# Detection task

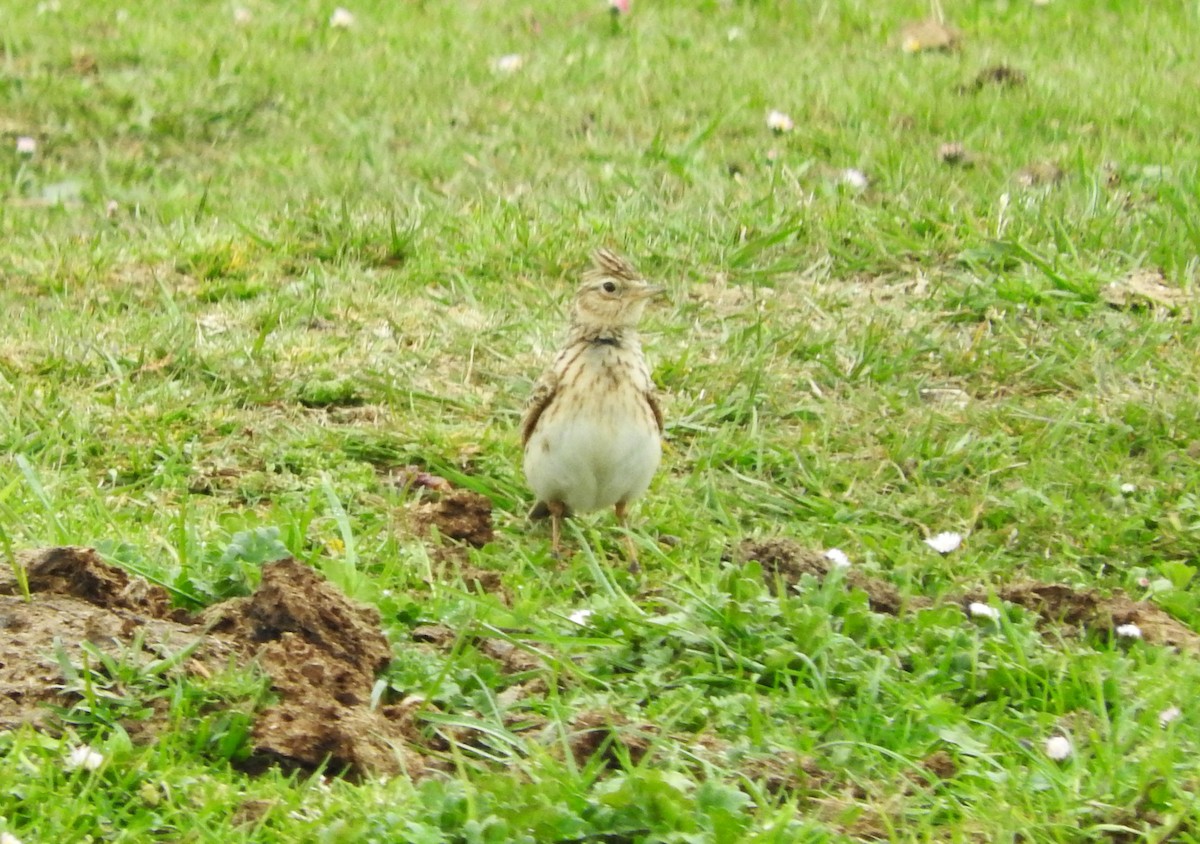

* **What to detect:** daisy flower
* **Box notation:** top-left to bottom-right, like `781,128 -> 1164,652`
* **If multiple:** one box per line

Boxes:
925,532 -> 963,554
766,110 -> 794,133
1044,735 -> 1071,761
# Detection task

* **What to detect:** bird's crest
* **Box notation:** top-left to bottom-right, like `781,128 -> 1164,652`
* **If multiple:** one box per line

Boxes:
585,248 -> 641,283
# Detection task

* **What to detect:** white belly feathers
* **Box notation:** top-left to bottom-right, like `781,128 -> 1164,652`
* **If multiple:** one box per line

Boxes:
523,362 -> 661,515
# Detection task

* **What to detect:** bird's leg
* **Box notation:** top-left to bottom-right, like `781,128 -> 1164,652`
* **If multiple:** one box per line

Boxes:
548,500 -> 567,559
614,500 -> 639,572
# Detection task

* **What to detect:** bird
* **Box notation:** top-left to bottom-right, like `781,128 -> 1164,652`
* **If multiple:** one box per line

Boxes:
521,248 -> 665,565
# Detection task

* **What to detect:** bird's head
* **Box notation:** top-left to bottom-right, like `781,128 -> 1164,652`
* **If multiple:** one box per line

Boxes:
570,249 -> 664,330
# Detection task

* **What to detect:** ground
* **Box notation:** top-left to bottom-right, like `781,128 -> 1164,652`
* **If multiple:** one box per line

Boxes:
1,1 -> 1200,842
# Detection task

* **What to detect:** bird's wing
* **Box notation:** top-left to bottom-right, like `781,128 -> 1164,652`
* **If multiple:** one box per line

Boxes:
644,388 -> 664,435
520,369 -> 560,447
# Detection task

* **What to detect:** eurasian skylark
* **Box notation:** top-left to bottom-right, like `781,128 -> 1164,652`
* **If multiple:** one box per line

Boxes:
521,249 -> 665,564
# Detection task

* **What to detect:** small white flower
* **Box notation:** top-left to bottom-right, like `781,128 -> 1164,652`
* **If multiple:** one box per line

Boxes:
726,27 -> 744,41
65,745 -> 105,771
968,602 -> 1000,622
568,609 -> 594,626
1044,735 -> 1072,761
1158,706 -> 1182,727
493,53 -> 524,73
233,6 -> 253,24
924,532 -> 963,554
329,7 -> 355,28
1119,483 -> 1136,494
824,548 -> 851,569
15,136 -> 36,155
1115,623 -> 1142,640
840,168 -> 869,192
1,832 -> 23,844
766,109 -> 794,134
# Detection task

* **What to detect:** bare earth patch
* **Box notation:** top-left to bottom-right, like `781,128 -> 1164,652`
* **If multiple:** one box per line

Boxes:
732,538 -> 1199,651
733,537 -> 919,615
556,710 -> 656,769
960,64 -> 1027,93
987,581 -> 1200,652
1014,160 -> 1065,188
897,19 -> 962,53
0,547 -> 423,778
413,489 -> 495,548
1102,267 -> 1193,314
937,141 -> 977,167
920,750 -> 959,780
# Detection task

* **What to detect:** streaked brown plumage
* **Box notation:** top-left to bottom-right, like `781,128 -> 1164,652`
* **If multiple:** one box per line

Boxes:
521,248 -> 665,563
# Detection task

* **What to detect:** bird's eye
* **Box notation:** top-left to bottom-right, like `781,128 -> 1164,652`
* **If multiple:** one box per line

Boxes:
602,281 -> 617,293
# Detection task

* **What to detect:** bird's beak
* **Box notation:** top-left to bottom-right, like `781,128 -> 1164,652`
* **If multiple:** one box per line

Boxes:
635,283 -> 667,300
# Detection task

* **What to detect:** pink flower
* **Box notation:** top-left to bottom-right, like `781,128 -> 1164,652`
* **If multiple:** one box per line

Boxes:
610,0 -> 630,13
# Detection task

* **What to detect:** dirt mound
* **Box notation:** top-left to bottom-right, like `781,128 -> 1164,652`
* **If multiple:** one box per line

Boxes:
0,593 -> 209,730
0,547 -> 213,731
734,538 -> 830,581
990,581 -> 1200,652
3,546 -> 175,619
959,64 -> 1027,94
0,547 -> 419,777
731,539 -> 1199,654
919,750 -> 958,780
733,538 -> 918,615
557,710 -> 656,769
249,633 -> 415,778
204,560 -> 392,673
413,489 -> 495,548
204,559 -> 419,777
544,712 -> 830,797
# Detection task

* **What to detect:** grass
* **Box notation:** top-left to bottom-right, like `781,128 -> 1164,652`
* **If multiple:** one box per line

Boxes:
2,0 -> 1200,840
